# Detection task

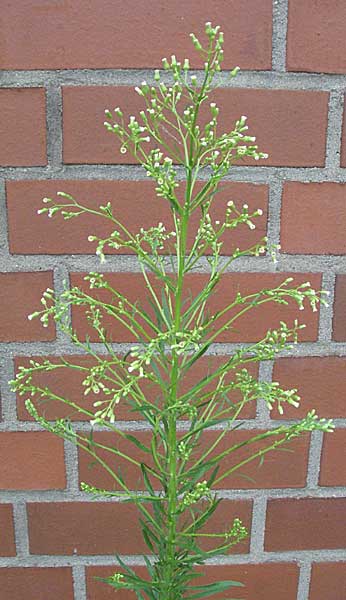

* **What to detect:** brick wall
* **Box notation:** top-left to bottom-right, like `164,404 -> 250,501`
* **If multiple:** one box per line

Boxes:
1,1 -> 346,599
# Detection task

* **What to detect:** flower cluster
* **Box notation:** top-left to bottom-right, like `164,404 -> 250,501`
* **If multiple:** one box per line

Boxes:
180,481 -> 211,510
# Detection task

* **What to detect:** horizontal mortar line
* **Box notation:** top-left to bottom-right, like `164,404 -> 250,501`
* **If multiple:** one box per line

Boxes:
1,69 -> 346,91
2,165 -> 346,182
2,417 -> 345,434
0,549 -> 345,569
206,549 -> 346,565
1,338 -> 346,361
2,341 -> 346,357
1,486 -> 345,504
1,254 -> 346,273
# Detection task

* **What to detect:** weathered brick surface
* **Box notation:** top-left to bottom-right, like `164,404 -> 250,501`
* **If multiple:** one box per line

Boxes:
281,182 -> 346,254
309,562 -> 346,600
319,429 -> 346,487
0,89 -> 46,166
70,272 -> 321,343
6,179 -> 268,255
1,3 -> 345,597
272,357 -> 346,418
63,87 -> 328,167
265,498 -> 346,551
287,0 -> 346,73
332,275 -> 346,341
0,432 -> 66,490
87,563 -> 299,600
78,430 -> 309,491
0,272 -> 55,342
0,505 -> 16,556
0,568 -> 74,600
0,1 -> 272,71
27,500 -> 252,555
15,355 -> 258,421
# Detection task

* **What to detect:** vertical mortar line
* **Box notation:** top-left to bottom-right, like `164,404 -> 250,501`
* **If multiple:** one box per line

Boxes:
306,430 -> 324,489
266,179 -> 283,252
296,560 -> 312,600
53,264 -> 73,344
52,264 -> 82,493
46,82 -> 63,168
325,91 -> 344,171
0,353 -> 18,424
0,179 -> 10,253
257,361 -> 273,425
249,496 -> 267,557
12,501 -> 30,557
271,0 -> 289,72
64,439 -> 81,493
318,271 -> 336,343
72,564 -> 87,600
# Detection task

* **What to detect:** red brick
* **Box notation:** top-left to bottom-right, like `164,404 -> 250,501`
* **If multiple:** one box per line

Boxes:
15,355 -> 257,421
0,272 -> 55,342
6,180 -> 268,256
70,272 -> 321,343
87,563 -> 299,600
0,1 -> 272,71
320,429 -> 346,487
27,500 -> 251,555
0,89 -> 46,167
0,567 -> 74,600
272,357 -> 346,419
63,87 -> 328,167
333,275 -> 346,341
310,562 -> 346,600
281,183 -> 346,255
265,498 -> 346,551
0,432 -> 65,490
0,504 -> 16,556
341,101 -> 346,167
79,430 -> 309,491
287,1 -> 346,74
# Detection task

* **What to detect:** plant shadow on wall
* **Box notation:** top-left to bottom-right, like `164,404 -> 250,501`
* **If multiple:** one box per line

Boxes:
11,22 -> 334,600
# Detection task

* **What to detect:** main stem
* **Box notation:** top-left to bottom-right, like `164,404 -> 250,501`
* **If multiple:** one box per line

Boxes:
160,69 -> 208,596
163,193 -> 189,599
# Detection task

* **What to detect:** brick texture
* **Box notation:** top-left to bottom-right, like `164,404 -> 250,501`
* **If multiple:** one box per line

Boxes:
87,563 -> 299,600
1,3 -> 345,598
341,99 -> 346,167
272,357 -> 346,418
0,432 -> 66,490
63,87 -> 328,167
332,274 -> 346,341
287,0 -> 346,74
0,272 -> 55,342
281,182 -> 346,254
78,430 -> 309,491
70,272 -> 321,343
319,429 -> 346,487
0,1 -> 272,71
27,500 -> 251,555
15,355 -> 257,421
0,89 -> 46,167
0,504 -> 16,556
0,568 -> 74,600
6,179 -> 268,255
309,562 -> 346,600
265,498 -> 346,551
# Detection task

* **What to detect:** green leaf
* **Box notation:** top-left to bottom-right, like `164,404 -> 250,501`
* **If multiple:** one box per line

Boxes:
140,462 -> 155,495
206,465 -> 220,487
123,432 -> 151,453
187,580 -> 244,598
